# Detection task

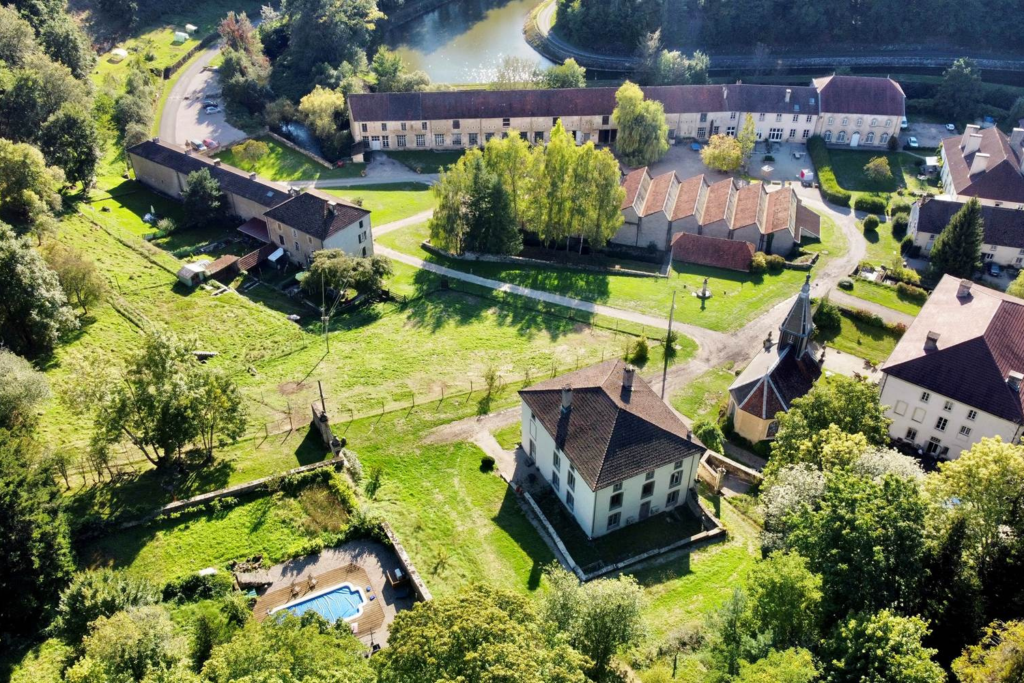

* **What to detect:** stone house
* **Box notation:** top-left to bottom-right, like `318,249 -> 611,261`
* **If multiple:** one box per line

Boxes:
939,126 -> 1024,204
812,75 -> 905,148
879,276 -> 1024,459
519,360 -> 705,539
263,190 -> 372,266
909,195 -> 1024,268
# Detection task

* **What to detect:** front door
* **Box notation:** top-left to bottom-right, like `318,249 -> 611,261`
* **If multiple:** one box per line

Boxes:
639,501 -> 651,520
370,136 -> 382,151
850,132 -> 860,147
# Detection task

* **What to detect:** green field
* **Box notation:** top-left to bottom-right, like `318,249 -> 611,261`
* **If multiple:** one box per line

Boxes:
862,220 -> 908,267
819,315 -> 903,364
378,213 -> 846,332
671,366 -> 736,423
492,421 -> 522,450
386,150 -> 465,174
842,279 -> 924,316
321,183 -> 436,226
212,136 -> 365,181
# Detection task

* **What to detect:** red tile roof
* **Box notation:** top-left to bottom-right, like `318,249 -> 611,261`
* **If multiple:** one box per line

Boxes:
621,167 -> 647,210
941,128 -> 1024,203
670,174 -> 707,220
641,171 -> 675,217
883,275 -> 1024,423
813,75 -> 905,117
671,232 -> 754,272
731,184 -> 762,228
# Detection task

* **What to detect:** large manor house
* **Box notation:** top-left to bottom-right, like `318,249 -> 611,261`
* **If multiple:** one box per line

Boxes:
348,75 -> 906,152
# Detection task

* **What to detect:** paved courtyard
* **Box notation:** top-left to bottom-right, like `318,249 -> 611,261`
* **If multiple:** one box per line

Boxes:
646,141 -> 815,187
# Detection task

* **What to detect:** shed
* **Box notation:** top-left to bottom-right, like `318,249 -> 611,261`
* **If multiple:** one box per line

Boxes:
177,261 -> 209,287
184,23 -> 198,33
172,31 -> 189,45
923,156 -> 940,174
109,48 -> 129,63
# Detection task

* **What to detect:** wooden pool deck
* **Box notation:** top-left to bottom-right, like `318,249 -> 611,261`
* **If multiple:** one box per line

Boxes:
253,563 -> 386,638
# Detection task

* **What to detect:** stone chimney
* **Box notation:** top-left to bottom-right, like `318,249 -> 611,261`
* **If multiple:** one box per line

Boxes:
925,331 -> 940,351
1010,128 -> 1024,151
184,148 -> 193,156
962,126 -> 982,154
152,136 -> 159,143
623,364 -> 636,391
249,172 -> 257,180
1009,371 -> 1023,392
561,385 -> 573,413
213,159 -> 222,167
957,279 -> 973,298
328,201 -> 338,215
970,152 -> 990,175
785,88 -> 792,103
722,85 -> 728,101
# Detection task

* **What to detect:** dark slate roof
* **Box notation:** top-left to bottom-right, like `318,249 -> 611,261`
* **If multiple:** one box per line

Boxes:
519,360 -> 704,490
128,139 -> 290,208
671,232 -> 754,272
882,275 -> 1024,423
914,196 -> 1024,249
813,75 -> 905,116
730,345 -> 822,420
941,127 -> 1024,203
780,276 -> 813,340
263,190 -> 370,241
349,84 -> 820,123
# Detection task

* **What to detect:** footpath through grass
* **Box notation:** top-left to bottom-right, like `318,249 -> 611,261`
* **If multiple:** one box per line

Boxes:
212,136 -> 365,180
842,279 -> 924,316
378,213 -> 847,332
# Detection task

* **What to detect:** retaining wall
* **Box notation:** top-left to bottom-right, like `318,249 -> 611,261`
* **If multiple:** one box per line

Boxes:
381,521 -> 433,602
266,130 -> 335,169
421,242 -> 666,279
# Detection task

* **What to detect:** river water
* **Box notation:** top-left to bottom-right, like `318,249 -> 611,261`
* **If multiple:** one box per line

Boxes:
385,0 -> 552,84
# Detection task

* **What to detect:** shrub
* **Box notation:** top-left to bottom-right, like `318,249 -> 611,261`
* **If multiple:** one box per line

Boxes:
891,213 -> 910,238
162,571 -> 234,604
807,137 -> 851,207
51,569 -> 160,645
854,195 -> 887,214
750,252 -> 768,273
813,299 -> 842,332
838,279 -> 854,290
900,234 -> 915,255
863,214 -> 880,231
889,200 -> 912,216
766,254 -> 786,271
630,335 -> 650,366
692,418 -> 725,453
896,281 -> 928,303
843,306 -> 885,328
887,134 -> 900,151
764,154 -> 775,162
480,455 -> 496,472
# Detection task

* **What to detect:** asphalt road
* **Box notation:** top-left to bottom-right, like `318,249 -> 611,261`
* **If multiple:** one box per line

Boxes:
158,42 -> 246,148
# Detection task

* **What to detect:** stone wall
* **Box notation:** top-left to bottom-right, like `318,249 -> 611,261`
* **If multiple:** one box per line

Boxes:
380,521 -> 433,602
267,130 -> 334,169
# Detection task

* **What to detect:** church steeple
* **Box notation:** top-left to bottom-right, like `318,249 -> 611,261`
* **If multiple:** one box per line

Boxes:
779,275 -> 813,357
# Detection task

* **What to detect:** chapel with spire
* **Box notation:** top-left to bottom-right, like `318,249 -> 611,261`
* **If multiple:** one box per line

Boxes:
727,275 -> 825,443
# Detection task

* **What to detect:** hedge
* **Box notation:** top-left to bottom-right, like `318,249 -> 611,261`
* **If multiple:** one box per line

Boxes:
807,136 -> 851,207
896,281 -> 928,303
854,195 -> 888,214
889,200 -> 912,216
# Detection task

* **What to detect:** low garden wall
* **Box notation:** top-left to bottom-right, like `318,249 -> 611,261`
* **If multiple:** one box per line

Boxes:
380,521 -> 433,602
421,242 -> 666,279
266,130 -> 334,169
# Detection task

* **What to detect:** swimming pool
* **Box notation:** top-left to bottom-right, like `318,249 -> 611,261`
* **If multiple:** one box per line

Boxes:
271,583 -> 366,622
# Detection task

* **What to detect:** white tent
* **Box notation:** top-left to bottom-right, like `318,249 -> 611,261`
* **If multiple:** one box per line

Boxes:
173,31 -> 189,44
109,48 -> 129,63
184,23 -> 198,33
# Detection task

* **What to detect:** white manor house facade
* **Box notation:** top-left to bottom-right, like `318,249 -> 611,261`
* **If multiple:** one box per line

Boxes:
347,75 -> 905,153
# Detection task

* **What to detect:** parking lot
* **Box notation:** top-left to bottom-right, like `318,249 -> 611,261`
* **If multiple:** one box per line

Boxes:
647,141 -> 815,186
902,122 -> 955,151
159,44 -> 247,149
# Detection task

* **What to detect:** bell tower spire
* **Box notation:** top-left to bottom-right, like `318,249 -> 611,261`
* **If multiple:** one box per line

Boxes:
779,275 -> 813,357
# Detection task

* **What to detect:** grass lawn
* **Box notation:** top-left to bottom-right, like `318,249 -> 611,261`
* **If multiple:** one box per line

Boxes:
386,150 -> 465,174
492,421 -> 522,450
818,315 -> 903,364
842,279 -> 924,316
321,183 -> 436,226
862,220 -> 907,267
378,212 -> 846,332
671,365 -> 736,423
212,136 -> 365,181
825,149 -> 940,210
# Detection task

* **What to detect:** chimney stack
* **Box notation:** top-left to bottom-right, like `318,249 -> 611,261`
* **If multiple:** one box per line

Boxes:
962,126 -> 982,154
957,279 -> 973,298
213,159 -> 222,167
328,201 -> 338,215
152,136 -> 159,143
785,88 -> 792,103
561,385 -> 573,413
249,172 -> 257,180
623,364 -> 636,391
970,152 -> 990,176
1009,371 -> 1023,392
1010,128 -> 1024,151
925,331 -> 940,351
722,85 -> 728,100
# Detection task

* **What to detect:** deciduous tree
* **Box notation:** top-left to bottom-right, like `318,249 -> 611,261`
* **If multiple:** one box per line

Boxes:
613,81 -> 669,166
737,113 -> 757,168
232,139 -> 270,166
0,349 -> 50,431
489,55 -> 543,90
303,250 -> 393,297
746,552 -> 822,650
823,610 -> 944,683
65,605 -> 187,682
864,155 -> 893,183
181,168 -> 228,229
51,569 -> 160,646
953,620 -> 1024,683
371,46 -> 431,92
42,241 -> 105,314
929,196 -> 983,279
702,134 -> 744,172
543,58 -> 586,89
939,57 -> 983,122
735,648 -> 819,683
38,103 -> 99,188
0,139 -> 65,229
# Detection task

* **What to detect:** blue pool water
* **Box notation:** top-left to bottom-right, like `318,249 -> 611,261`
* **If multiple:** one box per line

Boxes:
283,584 -> 364,622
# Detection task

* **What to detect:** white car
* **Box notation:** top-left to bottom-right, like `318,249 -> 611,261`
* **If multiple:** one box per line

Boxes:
946,123 -> 957,132
908,137 -> 920,148
204,105 -> 220,114
900,117 -> 908,129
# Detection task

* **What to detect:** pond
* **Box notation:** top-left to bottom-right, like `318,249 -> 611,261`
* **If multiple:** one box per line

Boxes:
385,0 -> 552,84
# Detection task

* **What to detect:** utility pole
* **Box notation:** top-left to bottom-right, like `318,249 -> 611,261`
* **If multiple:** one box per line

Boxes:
661,290 -> 676,400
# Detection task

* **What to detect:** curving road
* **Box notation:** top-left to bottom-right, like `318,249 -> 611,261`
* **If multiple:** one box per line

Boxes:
159,41 -> 248,148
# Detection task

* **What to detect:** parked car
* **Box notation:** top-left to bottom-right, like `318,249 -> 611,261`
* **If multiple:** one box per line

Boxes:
946,123 -> 957,132
204,105 -> 220,114
203,138 -> 219,150
188,139 -> 206,152
988,262 -> 1002,277
908,137 -> 920,148
900,117 -> 909,129
201,99 -> 218,108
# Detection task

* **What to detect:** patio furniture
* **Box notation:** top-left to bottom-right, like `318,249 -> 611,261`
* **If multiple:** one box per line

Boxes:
690,142 -> 701,151
387,567 -> 410,587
